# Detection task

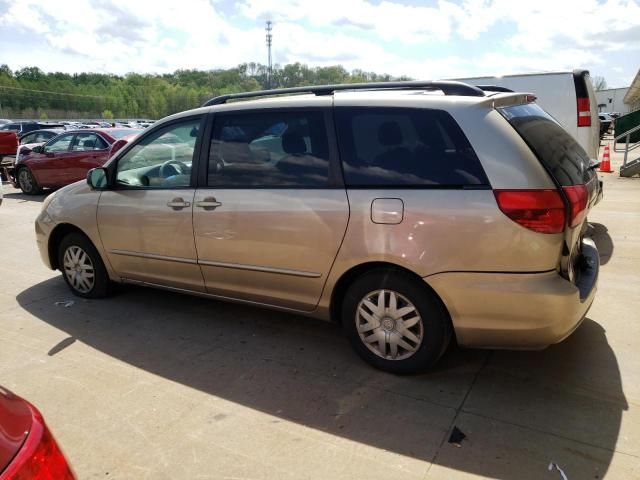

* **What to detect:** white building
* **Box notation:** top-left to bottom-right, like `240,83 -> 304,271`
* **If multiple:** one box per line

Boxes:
596,87 -> 630,114
624,69 -> 640,113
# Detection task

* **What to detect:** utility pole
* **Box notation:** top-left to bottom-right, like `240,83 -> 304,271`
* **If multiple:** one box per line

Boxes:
265,20 -> 273,89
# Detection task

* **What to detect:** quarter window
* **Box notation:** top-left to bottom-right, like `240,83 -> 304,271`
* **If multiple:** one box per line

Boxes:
72,133 -> 108,151
208,111 -> 330,187
500,103 -> 592,186
335,107 -> 488,187
115,118 -> 201,188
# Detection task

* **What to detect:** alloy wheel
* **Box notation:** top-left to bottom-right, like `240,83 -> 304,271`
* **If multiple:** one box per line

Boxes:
18,169 -> 33,193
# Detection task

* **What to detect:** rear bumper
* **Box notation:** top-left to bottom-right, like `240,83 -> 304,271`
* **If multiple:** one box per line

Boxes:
426,238 -> 599,349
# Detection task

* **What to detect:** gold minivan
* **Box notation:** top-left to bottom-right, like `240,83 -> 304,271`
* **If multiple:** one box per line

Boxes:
35,81 -> 599,373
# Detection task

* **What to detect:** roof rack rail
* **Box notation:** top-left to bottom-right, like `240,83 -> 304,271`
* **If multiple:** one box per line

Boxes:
202,80 -> 485,106
476,85 -> 514,93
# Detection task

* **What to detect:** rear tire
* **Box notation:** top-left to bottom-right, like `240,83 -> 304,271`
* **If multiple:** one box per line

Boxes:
17,167 -> 42,195
342,269 -> 452,374
57,233 -> 112,299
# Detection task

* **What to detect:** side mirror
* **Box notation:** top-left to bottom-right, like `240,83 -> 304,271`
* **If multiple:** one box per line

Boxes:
31,145 -> 44,154
87,167 -> 108,190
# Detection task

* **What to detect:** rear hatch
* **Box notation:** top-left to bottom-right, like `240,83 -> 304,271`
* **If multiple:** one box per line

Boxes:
498,102 -> 597,288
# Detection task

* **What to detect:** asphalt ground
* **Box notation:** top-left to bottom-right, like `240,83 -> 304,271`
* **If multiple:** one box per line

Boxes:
0,136 -> 638,479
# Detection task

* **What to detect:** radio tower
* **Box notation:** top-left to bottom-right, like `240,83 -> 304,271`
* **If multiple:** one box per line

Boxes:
266,20 -> 273,89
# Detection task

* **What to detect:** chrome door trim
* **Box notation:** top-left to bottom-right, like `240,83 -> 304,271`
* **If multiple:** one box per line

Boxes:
110,249 -> 198,265
120,278 -> 315,313
111,249 -> 321,278
198,259 -> 321,278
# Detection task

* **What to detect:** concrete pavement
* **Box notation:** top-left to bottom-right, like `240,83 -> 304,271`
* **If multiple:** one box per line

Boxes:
0,141 -> 639,479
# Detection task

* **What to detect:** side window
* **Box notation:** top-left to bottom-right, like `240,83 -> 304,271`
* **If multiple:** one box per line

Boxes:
45,134 -> 74,153
36,132 -> 54,143
72,133 -> 108,151
208,110 -> 329,187
115,118 -> 200,188
20,133 -> 35,144
335,107 -> 489,187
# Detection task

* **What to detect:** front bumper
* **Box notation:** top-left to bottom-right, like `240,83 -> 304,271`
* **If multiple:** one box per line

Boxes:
426,238 -> 599,349
1,156 -> 17,187
35,210 -> 56,269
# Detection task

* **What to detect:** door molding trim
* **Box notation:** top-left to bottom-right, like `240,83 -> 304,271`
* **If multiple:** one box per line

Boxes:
110,249 -> 321,278
110,249 -> 198,265
198,259 -> 321,278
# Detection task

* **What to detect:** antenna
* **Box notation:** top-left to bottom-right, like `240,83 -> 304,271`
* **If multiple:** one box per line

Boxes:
265,20 -> 273,89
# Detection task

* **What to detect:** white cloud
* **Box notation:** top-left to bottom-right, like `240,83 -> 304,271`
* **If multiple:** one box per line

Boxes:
0,0 -> 638,85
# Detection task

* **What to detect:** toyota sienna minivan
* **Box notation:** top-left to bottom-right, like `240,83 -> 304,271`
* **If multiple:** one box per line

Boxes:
35,81 -> 599,373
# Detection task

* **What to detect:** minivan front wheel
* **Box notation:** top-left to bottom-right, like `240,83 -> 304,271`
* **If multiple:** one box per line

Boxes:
342,269 -> 452,374
57,233 -> 111,298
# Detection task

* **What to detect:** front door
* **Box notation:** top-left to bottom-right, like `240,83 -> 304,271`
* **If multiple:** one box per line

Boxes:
30,133 -> 75,187
193,107 -> 349,311
97,116 -> 205,291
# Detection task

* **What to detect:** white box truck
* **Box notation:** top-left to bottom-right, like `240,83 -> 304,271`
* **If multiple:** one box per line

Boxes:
452,69 -> 600,159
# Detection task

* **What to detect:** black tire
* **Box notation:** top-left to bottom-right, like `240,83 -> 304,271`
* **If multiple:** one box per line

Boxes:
57,232 -> 112,299
16,167 -> 42,195
342,269 -> 452,374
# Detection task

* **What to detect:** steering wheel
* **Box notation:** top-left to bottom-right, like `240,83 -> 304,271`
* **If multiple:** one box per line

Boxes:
159,159 -> 187,178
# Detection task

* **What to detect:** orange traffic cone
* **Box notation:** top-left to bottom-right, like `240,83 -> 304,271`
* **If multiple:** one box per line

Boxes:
599,144 -> 613,173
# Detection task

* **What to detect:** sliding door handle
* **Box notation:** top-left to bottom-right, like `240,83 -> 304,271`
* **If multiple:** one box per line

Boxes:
167,198 -> 191,210
195,197 -> 222,211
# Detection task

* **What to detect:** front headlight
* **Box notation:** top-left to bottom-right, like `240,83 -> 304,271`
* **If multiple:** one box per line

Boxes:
40,189 -> 58,212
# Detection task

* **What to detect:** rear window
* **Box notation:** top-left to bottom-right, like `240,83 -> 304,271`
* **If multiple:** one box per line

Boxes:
335,107 -> 488,187
109,128 -> 142,139
499,103 -> 592,186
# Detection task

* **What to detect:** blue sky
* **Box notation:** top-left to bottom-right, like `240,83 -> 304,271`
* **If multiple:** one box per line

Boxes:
0,0 -> 638,87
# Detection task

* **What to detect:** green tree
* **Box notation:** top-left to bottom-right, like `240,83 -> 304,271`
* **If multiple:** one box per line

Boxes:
0,63 -> 409,119
102,109 -> 114,119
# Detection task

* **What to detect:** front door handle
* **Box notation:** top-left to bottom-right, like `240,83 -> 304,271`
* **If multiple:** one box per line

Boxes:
167,197 -> 191,210
195,197 -> 222,211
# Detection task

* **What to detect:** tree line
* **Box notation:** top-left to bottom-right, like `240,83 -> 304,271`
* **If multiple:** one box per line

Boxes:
0,63 -> 409,120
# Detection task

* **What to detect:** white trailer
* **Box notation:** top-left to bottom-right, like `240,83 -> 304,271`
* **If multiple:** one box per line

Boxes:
451,70 -> 600,159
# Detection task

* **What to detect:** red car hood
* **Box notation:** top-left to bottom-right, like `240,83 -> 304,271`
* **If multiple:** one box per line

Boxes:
0,387 -> 32,473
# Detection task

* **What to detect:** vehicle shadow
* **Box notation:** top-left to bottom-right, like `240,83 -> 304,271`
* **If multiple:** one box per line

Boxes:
17,279 -> 625,478
1,191 -> 49,203
590,222 -> 614,265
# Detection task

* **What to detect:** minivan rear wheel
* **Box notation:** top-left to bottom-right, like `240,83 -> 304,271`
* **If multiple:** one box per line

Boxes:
57,233 -> 112,299
342,269 -> 452,374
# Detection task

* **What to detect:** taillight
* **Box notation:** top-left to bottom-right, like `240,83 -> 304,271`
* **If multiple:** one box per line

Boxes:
0,406 -> 75,480
494,189 -> 566,234
577,97 -> 591,127
562,184 -> 588,228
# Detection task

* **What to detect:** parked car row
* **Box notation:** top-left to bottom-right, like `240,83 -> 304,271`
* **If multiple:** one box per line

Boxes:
2,128 -> 142,193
